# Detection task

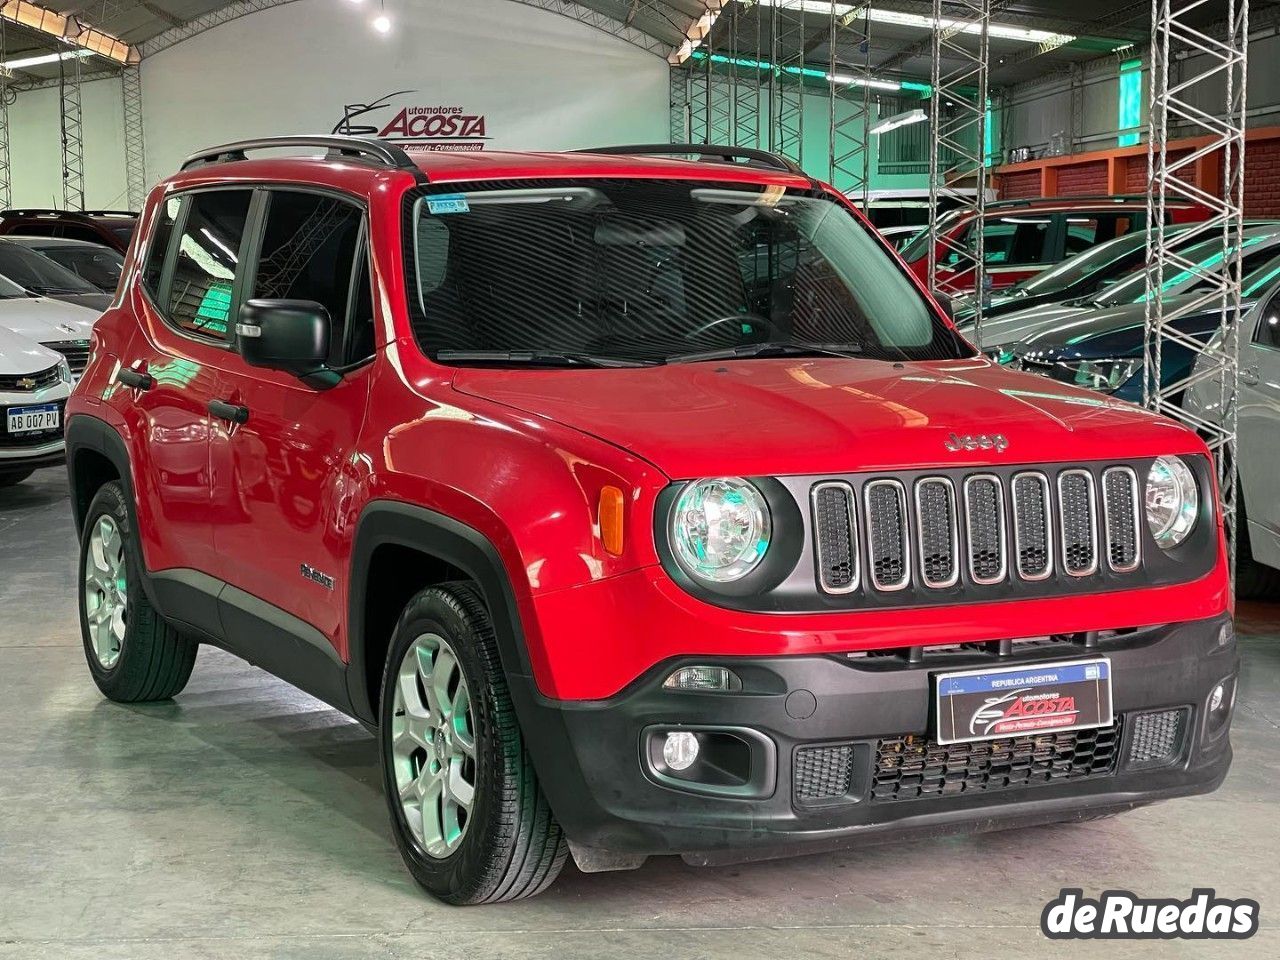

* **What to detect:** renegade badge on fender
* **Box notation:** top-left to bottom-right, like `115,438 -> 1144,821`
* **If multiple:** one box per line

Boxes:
65,137 -> 1237,905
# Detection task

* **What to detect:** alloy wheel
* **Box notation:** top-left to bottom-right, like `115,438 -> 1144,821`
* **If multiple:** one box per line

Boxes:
83,515 -> 128,669
390,632 -> 478,858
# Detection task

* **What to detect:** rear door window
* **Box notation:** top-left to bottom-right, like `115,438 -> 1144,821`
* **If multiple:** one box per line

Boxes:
1061,213 -> 1140,257
944,216 -> 1052,268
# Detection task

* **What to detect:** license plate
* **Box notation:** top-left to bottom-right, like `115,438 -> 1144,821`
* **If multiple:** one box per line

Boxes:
6,403 -> 60,435
935,657 -> 1112,745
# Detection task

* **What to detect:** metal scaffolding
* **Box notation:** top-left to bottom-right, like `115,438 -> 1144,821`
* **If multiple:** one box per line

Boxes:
670,65 -> 691,142
122,65 -> 147,210
730,1 -> 763,150
1143,0 -> 1249,572
58,51 -> 85,211
829,6 -> 873,201
926,0 -> 990,332
0,18 -> 10,211
770,1 -> 807,165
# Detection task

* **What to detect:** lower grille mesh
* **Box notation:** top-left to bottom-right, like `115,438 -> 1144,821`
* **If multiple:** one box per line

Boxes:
1127,708 -> 1187,767
871,722 -> 1121,802
794,744 -> 855,806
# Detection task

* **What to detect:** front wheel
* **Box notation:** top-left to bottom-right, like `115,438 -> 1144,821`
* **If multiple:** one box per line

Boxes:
378,583 -> 567,904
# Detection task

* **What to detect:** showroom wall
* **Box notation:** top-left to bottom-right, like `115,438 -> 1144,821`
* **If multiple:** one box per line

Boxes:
6,0 -> 670,208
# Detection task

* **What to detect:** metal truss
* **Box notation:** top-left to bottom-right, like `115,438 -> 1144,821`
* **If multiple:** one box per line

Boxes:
122,65 -> 147,210
670,66 -> 691,142
829,4 -> 871,200
729,0 -> 763,150
769,0 -> 807,165
1143,0 -> 1249,575
59,51 -> 85,211
690,15 -> 733,146
0,17 -> 10,210
927,0 -> 990,328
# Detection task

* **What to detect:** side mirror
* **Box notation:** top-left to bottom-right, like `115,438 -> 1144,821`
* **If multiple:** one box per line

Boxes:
933,291 -> 955,319
235,299 -> 340,388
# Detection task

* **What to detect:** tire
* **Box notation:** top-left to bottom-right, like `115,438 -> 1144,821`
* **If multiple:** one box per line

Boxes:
378,582 -> 568,904
1236,496 -> 1280,600
0,469 -> 34,487
78,481 -> 198,702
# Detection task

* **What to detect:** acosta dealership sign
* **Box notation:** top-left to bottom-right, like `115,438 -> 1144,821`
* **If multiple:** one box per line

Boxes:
332,91 -> 490,151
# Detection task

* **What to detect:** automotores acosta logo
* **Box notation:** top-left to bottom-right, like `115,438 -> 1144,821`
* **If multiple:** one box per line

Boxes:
1041,889 -> 1259,940
332,90 -> 490,152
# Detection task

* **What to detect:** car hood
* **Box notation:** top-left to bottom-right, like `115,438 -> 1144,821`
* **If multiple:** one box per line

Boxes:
0,324 -> 63,375
41,290 -> 111,312
1010,295 -> 1248,360
452,357 -> 1196,478
0,295 -> 97,344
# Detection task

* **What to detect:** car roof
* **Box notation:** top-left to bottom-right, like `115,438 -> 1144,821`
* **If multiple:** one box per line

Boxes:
4,235 -> 118,250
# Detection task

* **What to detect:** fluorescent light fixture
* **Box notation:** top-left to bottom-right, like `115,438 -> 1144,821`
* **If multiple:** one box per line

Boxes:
0,48 -> 92,70
669,0 -> 729,65
870,108 -> 927,135
753,1 -> 1075,45
691,51 -> 903,92
0,1 -> 135,64
831,72 -> 900,92
371,13 -> 391,32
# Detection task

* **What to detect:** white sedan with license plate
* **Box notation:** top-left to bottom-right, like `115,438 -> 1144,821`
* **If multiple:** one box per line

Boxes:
0,325 -> 72,487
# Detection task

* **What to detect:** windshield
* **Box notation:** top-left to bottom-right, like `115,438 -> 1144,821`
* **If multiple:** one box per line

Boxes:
0,272 -> 31,298
46,247 -> 123,290
0,243 -> 98,294
1014,230 -> 1151,296
407,179 -> 968,365
1092,230 -> 1280,307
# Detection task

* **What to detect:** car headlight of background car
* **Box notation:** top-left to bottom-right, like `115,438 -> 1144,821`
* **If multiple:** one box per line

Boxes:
1146,455 -> 1199,549
56,357 -> 73,385
669,477 -> 771,583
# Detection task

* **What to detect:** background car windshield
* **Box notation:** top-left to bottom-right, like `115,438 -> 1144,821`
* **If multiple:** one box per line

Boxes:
0,272 -> 31,299
1098,230 -> 1280,306
0,243 -> 99,294
48,247 -> 124,290
408,180 -> 966,364
1015,230 -> 1150,295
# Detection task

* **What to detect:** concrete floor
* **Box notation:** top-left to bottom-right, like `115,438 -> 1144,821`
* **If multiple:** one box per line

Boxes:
0,466 -> 1276,960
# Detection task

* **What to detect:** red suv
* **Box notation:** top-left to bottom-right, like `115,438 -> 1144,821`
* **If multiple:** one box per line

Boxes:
0,208 -> 138,253
899,195 -> 1209,294
66,137 -> 1236,905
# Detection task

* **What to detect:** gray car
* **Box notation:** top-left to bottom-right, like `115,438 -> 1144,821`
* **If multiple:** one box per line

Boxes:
958,223 -> 1280,353
1184,279 -> 1280,598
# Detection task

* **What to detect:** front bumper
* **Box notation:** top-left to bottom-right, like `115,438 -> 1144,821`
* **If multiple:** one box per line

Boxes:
515,614 -> 1236,864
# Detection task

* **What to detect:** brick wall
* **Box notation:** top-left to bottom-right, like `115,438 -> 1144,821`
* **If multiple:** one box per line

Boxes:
1056,160 -> 1108,195
1000,170 -> 1041,199
1244,138 -> 1280,217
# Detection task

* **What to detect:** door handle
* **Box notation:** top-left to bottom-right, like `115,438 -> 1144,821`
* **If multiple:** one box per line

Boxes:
208,399 -> 250,425
1240,367 -> 1260,386
117,368 -> 153,391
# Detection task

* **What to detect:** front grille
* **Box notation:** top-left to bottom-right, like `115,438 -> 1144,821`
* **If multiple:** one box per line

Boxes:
812,482 -> 858,593
914,478 -> 958,588
864,480 -> 909,590
964,475 -> 1006,584
811,462 -> 1147,597
45,340 -> 90,377
794,744 -> 855,806
1102,467 -> 1141,572
1058,470 -> 1099,576
0,364 -> 60,392
872,721 -> 1122,802
1126,708 -> 1187,768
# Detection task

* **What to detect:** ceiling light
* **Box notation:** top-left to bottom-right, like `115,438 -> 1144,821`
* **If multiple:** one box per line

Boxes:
0,48 -> 93,70
372,12 -> 390,32
753,1 -> 1074,46
871,108 -> 928,135
669,0 -> 729,64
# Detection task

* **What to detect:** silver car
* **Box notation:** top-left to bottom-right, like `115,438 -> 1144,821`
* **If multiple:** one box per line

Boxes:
1184,282 -> 1280,597
0,326 -> 72,486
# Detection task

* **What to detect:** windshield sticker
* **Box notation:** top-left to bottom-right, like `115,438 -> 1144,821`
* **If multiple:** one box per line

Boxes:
427,195 -> 470,215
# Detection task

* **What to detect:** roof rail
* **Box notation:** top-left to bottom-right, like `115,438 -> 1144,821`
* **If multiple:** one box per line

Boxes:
83,209 -> 138,217
181,135 -> 421,173
986,194 -> 1185,208
575,143 -> 805,176
0,208 -> 66,217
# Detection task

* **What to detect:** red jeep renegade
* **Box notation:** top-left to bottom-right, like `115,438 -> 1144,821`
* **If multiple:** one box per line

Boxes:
66,137 -> 1236,905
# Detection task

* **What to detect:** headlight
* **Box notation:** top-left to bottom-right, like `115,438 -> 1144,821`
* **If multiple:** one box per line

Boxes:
669,477 -> 771,583
1145,455 -> 1199,549
1056,357 -> 1140,393
56,357 -> 73,384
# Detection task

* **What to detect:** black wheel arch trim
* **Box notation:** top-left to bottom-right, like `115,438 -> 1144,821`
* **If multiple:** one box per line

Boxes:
346,500 -> 539,725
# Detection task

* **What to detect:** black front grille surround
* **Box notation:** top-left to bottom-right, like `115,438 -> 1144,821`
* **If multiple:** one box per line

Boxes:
0,364 -> 60,392
654,457 -> 1218,614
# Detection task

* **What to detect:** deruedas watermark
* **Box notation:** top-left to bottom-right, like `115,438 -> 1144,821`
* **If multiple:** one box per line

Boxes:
1041,888 -> 1259,940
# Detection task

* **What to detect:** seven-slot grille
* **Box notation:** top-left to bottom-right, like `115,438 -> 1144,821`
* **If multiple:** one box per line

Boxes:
45,340 -> 90,378
813,465 -> 1145,595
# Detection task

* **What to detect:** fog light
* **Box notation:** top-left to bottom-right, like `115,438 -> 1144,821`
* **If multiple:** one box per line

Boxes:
663,731 -> 700,771
1218,621 -> 1235,648
663,665 -> 740,692
1209,683 -> 1225,713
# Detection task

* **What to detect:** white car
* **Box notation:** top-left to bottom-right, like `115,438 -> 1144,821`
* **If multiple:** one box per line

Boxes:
1184,281 -> 1280,598
0,272 -> 99,378
0,325 -> 72,486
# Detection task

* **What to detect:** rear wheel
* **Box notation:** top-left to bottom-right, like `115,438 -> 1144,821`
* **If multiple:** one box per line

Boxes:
378,582 -> 567,904
78,481 -> 198,701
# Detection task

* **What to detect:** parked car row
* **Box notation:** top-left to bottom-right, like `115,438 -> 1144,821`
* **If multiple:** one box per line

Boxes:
0,208 -> 134,486
894,198 -> 1280,598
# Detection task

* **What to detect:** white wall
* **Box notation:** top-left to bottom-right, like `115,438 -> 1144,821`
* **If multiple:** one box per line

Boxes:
7,0 -> 669,207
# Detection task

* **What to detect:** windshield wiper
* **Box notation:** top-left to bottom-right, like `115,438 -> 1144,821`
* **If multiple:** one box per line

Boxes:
434,349 -> 658,368
667,341 -> 863,364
